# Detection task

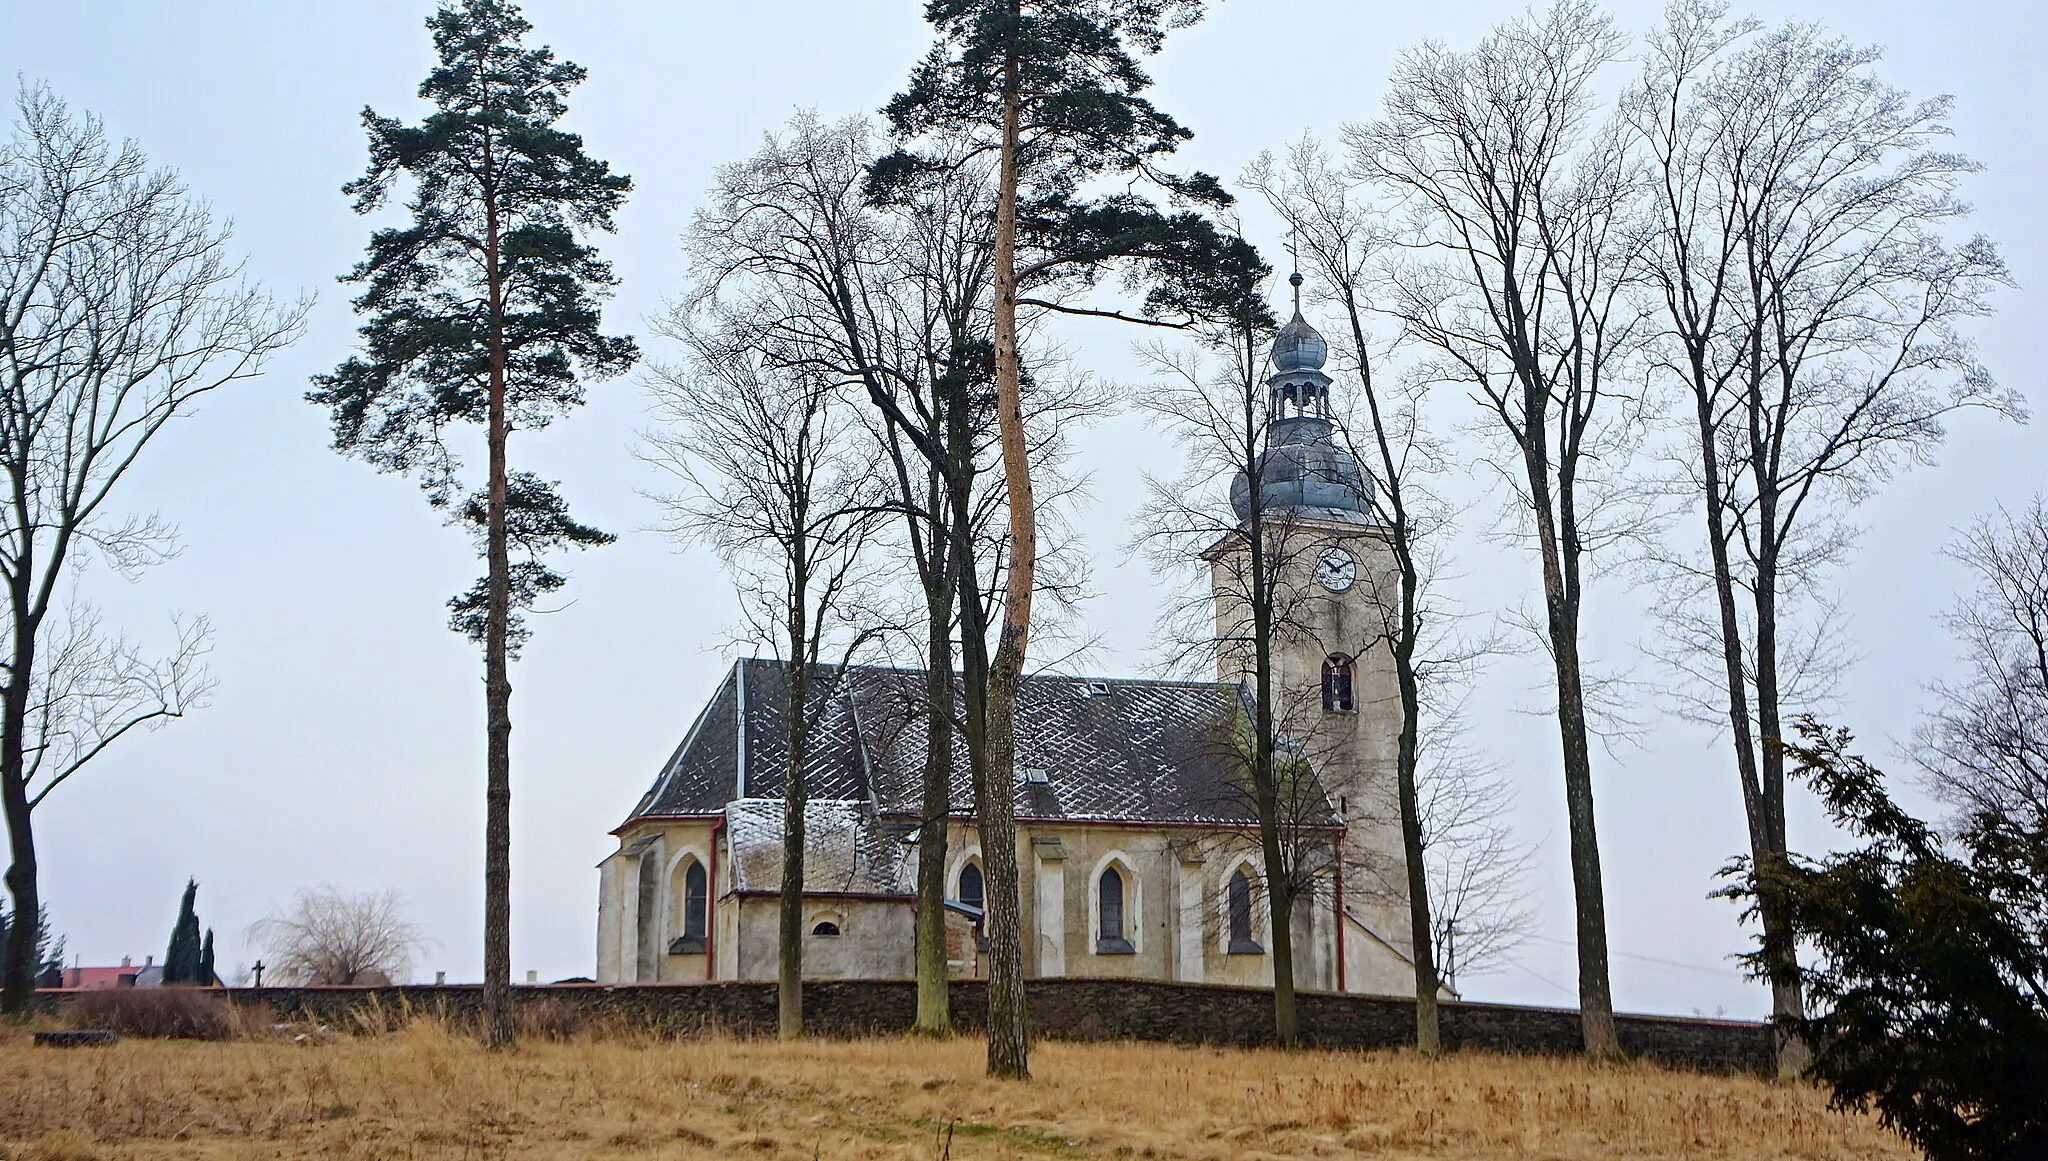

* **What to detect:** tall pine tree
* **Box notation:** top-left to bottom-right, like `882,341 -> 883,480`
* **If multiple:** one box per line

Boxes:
310,0 -> 635,1047
876,0 -> 1261,1075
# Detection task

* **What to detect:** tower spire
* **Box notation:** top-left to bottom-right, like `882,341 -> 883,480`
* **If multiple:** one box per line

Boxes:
1226,260 -> 1372,522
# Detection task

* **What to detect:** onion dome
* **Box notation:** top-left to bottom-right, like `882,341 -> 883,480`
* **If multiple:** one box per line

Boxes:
1229,272 -> 1373,524
1272,314 -> 1328,374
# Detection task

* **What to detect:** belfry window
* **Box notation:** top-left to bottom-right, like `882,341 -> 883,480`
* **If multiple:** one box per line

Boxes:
1323,654 -> 1355,713
1096,866 -> 1134,955
1227,867 -> 1263,954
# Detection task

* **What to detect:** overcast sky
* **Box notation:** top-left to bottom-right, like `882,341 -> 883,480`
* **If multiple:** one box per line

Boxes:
3,0 -> 2040,1016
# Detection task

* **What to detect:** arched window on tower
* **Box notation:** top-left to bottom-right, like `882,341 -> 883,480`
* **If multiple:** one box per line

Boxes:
1323,653 -> 1355,713
1096,866 -> 1133,955
1227,867 -> 1263,955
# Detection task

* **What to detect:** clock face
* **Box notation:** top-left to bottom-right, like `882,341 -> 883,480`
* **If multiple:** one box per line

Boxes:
1315,547 -> 1357,593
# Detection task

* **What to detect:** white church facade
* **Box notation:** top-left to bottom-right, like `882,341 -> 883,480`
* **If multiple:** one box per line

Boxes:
597,293 -> 1430,997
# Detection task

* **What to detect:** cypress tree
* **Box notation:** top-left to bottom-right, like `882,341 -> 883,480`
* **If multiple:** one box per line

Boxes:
164,879 -> 201,985
198,928 -> 215,987
310,0 -> 636,1047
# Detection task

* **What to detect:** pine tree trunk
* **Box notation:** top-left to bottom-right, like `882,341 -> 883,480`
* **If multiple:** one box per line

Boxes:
0,594 -> 38,1017
481,187 -> 516,1052
979,656 -> 1029,1078
978,3 -> 1032,1081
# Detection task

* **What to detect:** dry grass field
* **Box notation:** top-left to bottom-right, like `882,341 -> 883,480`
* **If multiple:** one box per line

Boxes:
0,1019 -> 1913,1161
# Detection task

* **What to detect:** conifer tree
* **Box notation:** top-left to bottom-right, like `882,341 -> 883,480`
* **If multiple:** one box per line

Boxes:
163,879 -> 202,985
199,928 -> 215,987
876,0 -> 1259,1078
310,0 -> 635,1047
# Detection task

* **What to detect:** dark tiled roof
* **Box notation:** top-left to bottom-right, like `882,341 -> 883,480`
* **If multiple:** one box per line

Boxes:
626,659 -> 1340,829
631,667 -> 741,817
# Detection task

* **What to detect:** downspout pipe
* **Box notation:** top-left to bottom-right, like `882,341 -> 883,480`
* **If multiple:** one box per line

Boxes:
1335,846 -> 1347,994
706,817 -> 726,981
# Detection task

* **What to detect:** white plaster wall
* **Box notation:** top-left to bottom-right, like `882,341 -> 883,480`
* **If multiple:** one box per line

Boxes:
595,851 -> 626,983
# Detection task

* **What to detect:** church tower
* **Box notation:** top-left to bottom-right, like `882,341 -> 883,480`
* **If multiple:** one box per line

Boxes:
1207,273 -> 1413,974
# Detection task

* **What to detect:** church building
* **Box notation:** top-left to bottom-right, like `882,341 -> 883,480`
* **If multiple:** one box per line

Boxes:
597,289 -> 1427,997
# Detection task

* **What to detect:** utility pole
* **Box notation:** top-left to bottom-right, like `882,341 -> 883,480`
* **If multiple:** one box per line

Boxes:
1444,924 -> 1462,997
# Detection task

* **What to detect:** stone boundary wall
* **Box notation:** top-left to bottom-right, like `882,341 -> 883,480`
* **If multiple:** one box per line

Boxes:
41,978 -> 1773,1074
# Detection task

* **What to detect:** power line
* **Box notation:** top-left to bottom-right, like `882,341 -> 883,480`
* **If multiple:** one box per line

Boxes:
1523,933 -> 1744,979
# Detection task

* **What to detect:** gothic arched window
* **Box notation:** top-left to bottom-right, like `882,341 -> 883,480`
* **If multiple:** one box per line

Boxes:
669,858 -> 708,955
1323,653 -> 1355,713
1227,867 -> 1263,954
957,861 -> 985,914
682,861 -> 707,940
1096,866 -> 1134,955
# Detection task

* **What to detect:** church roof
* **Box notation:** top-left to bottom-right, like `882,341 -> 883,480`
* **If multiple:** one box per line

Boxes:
623,659 -> 1342,831
723,798 -> 914,896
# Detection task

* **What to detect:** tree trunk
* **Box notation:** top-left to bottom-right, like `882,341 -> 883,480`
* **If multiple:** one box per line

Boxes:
1245,475 -> 1297,1048
1,594 -> 39,1017
1750,491 -> 1809,1076
1394,645 -> 1440,1053
1521,400 -> 1618,1061
780,653 -> 808,1040
978,5 -> 1032,1081
482,189 -> 515,1052
1257,801 -> 1299,1047
1343,293 -> 1441,1056
914,611 -> 954,1035
978,661 -> 1029,1078
1688,346 -> 1807,1078
1551,618 -> 1616,1058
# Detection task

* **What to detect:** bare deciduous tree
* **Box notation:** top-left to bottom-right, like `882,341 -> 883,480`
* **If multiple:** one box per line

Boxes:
1414,707 -> 1536,994
1918,497 -> 2048,830
685,114 -> 977,1035
248,886 -> 431,986
0,85 -> 303,1014
1628,2 -> 2019,1073
644,305 -> 890,1040
1247,136 -> 1481,1055
1143,299 -> 1382,1049
1350,0 -> 1644,1058
688,113 -> 1105,1040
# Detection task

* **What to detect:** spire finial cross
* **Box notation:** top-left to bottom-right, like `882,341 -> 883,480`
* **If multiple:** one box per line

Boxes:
1286,227 -> 1303,314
